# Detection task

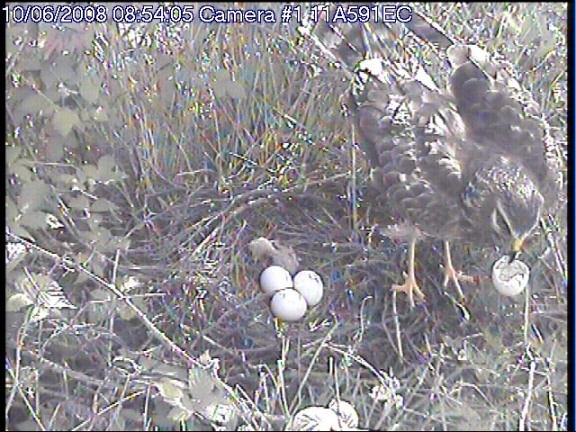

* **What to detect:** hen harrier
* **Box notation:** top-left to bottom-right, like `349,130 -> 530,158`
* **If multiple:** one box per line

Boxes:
306,10 -> 563,306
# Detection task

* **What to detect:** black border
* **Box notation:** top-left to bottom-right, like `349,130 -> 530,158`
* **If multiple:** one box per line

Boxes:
568,2 -> 575,430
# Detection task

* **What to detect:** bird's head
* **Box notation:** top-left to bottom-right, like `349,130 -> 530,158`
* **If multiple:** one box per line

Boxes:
491,193 -> 543,262
463,157 -> 544,259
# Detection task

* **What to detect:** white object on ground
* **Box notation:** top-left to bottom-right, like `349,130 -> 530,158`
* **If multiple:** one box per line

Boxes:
259,265 -> 293,297
270,289 -> 308,322
293,270 -> 324,307
491,255 -> 530,296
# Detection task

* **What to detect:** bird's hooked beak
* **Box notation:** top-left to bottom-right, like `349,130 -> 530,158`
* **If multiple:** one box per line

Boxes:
509,237 -> 524,263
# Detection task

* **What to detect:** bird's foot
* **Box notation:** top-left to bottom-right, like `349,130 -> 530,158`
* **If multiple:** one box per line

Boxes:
442,264 -> 477,300
392,272 -> 425,308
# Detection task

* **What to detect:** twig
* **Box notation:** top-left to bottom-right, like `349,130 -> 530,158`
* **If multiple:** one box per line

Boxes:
392,291 -> 404,361
185,173 -> 349,255
545,344 -> 559,431
6,232 -> 199,368
71,389 -> 146,431
289,321 -> 341,414
6,346 -> 46,431
519,354 -> 536,431
7,340 -> 116,389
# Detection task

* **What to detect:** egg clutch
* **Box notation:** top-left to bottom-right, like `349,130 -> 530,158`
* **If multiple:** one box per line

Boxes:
259,266 -> 324,322
248,237 -> 529,323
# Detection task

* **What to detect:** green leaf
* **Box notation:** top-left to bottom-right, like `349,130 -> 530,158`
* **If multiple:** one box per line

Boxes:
18,180 -> 49,213
68,195 -> 90,210
19,210 -> 48,230
187,367 -> 227,409
20,56 -> 43,70
14,420 -> 40,431
91,198 -> 117,212
81,26 -> 96,46
11,161 -> 33,182
112,236 -> 131,251
6,196 -> 18,221
55,173 -> 78,185
91,259 -> 106,277
99,167 -> 127,184
6,146 -> 22,165
213,84 -> 227,99
7,293 -> 33,311
53,57 -> 78,84
86,301 -> 111,323
213,69 -> 230,82
8,225 -> 35,242
91,107 -> 109,122
80,76 -> 100,104
119,295 -> 148,320
53,107 -> 81,137
79,108 -> 91,122
45,139 -> 64,162
155,379 -> 184,401
79,164 -> 98,183
62,130 -> 79,149
15,94 -> 53,117
96,155 -> 120,182
40,68 -> 58,90
83,226 -> 112,246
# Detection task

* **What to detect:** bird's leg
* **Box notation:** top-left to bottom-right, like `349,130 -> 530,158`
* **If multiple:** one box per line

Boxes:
392,237 -> 425,307
442,240 -> 476,299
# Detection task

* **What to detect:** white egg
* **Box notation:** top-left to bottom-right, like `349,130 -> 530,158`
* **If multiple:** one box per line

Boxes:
293,270 -> 324,307
491,255 -> 530,296
259,265 -> 293,297
270,289 -> 308,322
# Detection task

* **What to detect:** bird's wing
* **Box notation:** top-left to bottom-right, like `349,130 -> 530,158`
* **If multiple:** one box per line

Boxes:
350,54 -> 468,239
301,10 -> 469,238
302,7 -> 562,214
394,9 -> 562,209
445,44 -> 563,208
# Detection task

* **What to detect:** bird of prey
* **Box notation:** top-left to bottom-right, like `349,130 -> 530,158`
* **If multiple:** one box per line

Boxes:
304,10 -> 563,306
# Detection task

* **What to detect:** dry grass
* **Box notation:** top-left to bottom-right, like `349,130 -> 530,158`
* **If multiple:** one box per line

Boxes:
5,3 -> 567,431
